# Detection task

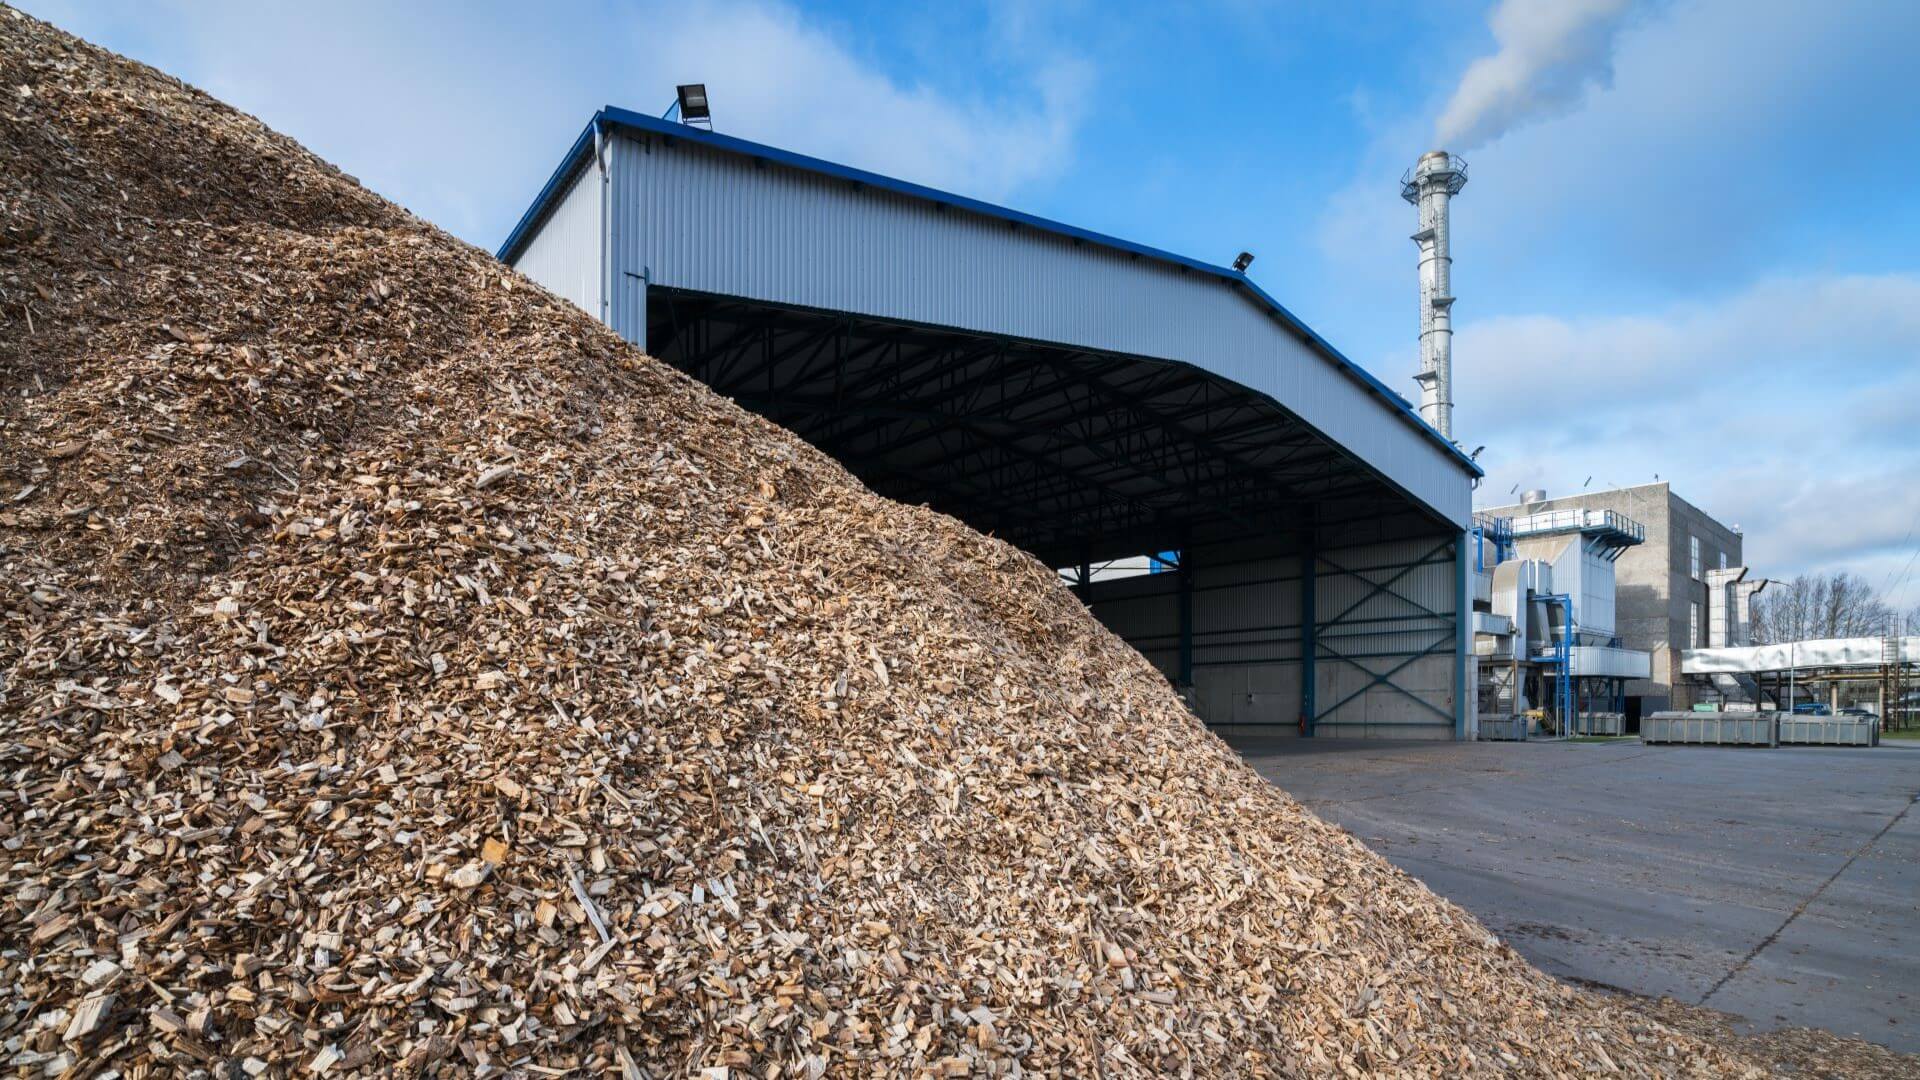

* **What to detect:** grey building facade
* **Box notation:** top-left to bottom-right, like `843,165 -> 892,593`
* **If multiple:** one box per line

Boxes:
1482,483 -> 1742,715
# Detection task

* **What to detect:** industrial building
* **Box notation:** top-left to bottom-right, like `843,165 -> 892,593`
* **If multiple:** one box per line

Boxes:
1468,507 -> 1653,736
1480,483 -> 1744,719
500,104 -> 1484,738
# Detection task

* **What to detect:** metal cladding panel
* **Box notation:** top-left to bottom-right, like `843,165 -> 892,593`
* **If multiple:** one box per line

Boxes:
1197,665 -> 1305,727
1567,646 -> 1651,679
1325,538 -> 1459,610
1312,536 -> 1458,735
605,133 -> 1470,527
509,163 -> 601,320
1086,590 -> 1177,644
1078,540 -> 1463,737
1089,557 -> 1306,663
1581,546 -> 1616,637
1085,582 -> 1180,682
1192,577 -> 1300,638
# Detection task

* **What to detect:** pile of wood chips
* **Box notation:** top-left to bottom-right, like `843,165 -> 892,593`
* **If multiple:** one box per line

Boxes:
0,7 -> 1793,1077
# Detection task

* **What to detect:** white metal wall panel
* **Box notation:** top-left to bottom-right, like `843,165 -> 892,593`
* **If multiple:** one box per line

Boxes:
508,164 -> 602,320
1581,547 -> 1616,637
1314,657 -> 1456,739
1310,536 -> 1458,737
1567,646 -> 1651,679
1080,574 -> 1181,683
1083,537 -> 1461,738
604,133 -> 1471,527
1084,583 -> 1178,648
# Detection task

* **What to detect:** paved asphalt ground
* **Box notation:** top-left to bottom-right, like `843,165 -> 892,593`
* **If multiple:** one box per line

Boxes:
1223,734 -> 1920,1053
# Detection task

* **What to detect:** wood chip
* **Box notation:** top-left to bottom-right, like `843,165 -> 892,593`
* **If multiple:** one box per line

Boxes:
0,10 -> 1840,1078
475,463 -> 516,489
63,993 -> 113,1043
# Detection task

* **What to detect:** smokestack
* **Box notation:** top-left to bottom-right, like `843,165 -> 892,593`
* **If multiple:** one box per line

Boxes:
1402,151 -> 1468,441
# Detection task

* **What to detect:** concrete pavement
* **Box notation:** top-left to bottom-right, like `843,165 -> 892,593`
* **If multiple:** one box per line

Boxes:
1224,735 -> 1920,1052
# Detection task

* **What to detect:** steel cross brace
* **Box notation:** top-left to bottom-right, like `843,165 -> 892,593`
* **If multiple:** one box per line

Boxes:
1312,630 -> 1457,724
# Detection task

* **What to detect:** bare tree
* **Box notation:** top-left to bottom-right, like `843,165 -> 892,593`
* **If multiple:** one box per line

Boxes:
1751,572 -> 1899,644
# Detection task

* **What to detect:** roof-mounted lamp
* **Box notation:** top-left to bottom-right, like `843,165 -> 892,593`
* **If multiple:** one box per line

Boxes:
673,84 -> 712,129
1232,251 -> 1255,273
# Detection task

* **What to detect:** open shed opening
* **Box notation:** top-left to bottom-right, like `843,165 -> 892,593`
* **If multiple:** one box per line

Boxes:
646,287 -> 1469,737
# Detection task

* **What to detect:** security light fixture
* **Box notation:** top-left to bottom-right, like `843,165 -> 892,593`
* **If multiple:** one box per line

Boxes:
1232,251 -> 1255,273
675,84 -> 712,129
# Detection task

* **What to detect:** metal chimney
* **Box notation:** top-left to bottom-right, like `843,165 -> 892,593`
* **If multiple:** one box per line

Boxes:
1402,151 -> 1467,441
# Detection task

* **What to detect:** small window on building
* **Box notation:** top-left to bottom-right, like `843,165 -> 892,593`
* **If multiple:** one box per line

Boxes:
1690,601 -> 1701,648
1719,550 -> 1728,571
1690,535 -> 1701,580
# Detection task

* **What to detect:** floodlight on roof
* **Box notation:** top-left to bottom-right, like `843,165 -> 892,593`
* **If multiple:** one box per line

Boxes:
1232,251 -> 1254,273
675,84 -> 712,129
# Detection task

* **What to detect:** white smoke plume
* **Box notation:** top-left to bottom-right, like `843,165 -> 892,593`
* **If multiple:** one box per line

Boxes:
1436,0 -> 1637,150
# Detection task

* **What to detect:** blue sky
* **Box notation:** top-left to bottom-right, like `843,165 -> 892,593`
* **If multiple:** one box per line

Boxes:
26,0 -> 1920,610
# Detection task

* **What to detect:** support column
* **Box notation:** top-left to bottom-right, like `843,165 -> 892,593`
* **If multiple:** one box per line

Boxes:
1176,550 -> 1194,689
1455,531 -> 1472,740
1300,540 -> 1317,737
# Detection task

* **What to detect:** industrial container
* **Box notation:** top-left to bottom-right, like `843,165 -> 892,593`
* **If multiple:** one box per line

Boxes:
1639,712 -> 1777,746
1570,712 -> 1625,736
1479,715 -> 1528,741
1777,717 -> 1879,747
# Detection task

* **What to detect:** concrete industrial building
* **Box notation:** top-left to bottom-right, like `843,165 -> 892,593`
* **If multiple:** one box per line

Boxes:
1481,483 -> 1742,718
501,105 -> 1484,738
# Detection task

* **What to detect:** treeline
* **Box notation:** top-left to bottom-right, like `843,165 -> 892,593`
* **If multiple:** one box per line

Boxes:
1751,571 -> 1919,644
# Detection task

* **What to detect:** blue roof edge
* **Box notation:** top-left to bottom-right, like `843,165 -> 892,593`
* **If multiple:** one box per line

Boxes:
495,106 -> 1482,480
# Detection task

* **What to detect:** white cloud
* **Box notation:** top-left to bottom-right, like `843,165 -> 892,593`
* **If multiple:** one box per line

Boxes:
1458,274 -> 1920,418
640,0 -> 1091,201
20,0 -> 1090,245
1435,0 -> 1637,150
1307,2 -> 1920,614
1457,273 -> 1920,608
1315,0 -> 1920,320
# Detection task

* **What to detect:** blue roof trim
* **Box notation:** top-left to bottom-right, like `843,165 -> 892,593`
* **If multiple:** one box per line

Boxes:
496,116 -> 601,268
496,106 -> 1481,479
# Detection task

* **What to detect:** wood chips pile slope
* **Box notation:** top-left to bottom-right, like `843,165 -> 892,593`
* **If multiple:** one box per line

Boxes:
1,8 -> 1769,1077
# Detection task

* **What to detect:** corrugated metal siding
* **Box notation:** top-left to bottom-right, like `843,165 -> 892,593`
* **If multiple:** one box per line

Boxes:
1310,536 -> 1459,737
1191,566 -> 1302,669
1085,580 -> 1177,646
604,133 -> 1469,527
509,162 -> 602,320
1083,536 -> 1462,737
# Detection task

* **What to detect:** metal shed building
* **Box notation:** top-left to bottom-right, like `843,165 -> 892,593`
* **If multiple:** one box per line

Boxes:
500,106 -> 1483,738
